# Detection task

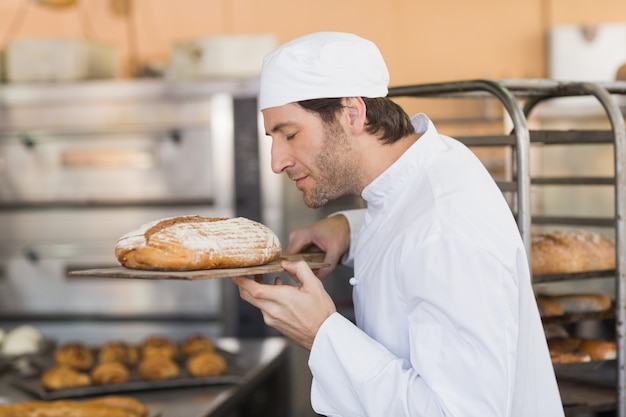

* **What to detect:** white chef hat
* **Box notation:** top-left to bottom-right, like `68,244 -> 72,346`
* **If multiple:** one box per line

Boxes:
259,32 -> 389,110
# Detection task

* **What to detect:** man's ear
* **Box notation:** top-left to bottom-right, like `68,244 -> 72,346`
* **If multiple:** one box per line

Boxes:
342,97 -> 367,134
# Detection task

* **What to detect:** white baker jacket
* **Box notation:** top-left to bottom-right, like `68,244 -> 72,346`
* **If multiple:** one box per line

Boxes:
308,114 -> 564,417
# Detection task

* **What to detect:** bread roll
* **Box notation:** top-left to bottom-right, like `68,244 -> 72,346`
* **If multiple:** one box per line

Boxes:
139,335 -> 178,359
98,341 -> 138,365
186,351 -> 227,377
578,339 -> 616,360
547,337 -> 590,364
536,297 -> 564,317
91,362 -> 130,385
137,356 -> 179,381
532,229 -> 615,275
181,334 -> 215,357
54,342 -> 94,370
547,337 -> 616,363
551,293 -> 612,314
550,351 -> 591,364
41,365 -> 91,390
115,216 -> 282,271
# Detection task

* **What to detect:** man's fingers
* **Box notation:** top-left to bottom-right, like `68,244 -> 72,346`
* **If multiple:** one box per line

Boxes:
282,260 -> 317,285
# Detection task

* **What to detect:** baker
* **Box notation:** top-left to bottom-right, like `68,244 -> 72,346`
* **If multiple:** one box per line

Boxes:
230,31 -> 564,416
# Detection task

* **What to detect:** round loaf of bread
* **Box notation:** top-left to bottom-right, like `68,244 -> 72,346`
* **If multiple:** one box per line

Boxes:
115,216 -> 282,271
531,229 -> 615,275
578,339 -> 616,360
551,293 -> 612,314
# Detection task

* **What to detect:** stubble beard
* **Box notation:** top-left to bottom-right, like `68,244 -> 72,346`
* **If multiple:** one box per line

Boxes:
302,122 -> 361,209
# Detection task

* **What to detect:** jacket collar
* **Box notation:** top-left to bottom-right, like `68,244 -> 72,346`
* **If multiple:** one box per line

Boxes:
361,113 -> 438,214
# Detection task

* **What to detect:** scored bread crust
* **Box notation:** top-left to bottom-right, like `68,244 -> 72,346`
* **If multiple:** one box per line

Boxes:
531,229 -> 615,275
115,215 -> 282,271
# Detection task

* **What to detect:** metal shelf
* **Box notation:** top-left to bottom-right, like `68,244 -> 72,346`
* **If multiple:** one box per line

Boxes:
531,216 -> 616,228
541,310 -> 615,326
531,177 -> 615,186
529,130 -> 615,145
533,269 -> 616,284
559,378 -> 616,416
509,80 -> 625,417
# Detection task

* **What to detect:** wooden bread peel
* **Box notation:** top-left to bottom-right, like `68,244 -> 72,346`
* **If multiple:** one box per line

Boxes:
68,253 -> 328,281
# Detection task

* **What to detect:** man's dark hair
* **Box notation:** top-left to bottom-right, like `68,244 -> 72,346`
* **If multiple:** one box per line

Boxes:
297,97 -> 415,144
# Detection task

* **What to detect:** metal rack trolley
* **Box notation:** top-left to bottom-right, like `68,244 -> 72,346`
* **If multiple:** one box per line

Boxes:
502,79 -> 625,417
388,79 -> 626,416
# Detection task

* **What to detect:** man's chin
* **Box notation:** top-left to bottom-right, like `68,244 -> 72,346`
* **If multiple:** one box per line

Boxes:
302,195 -> 329,209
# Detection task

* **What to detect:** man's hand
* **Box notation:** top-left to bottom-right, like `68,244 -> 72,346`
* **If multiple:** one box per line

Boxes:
284,215 -> 350,279
230,260 -> 337,350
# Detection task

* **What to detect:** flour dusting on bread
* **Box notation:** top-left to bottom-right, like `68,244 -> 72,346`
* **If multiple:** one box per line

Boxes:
115,216 -> 282,271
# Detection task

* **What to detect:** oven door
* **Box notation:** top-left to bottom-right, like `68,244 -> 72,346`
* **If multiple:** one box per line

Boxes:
0,128 -> 218,205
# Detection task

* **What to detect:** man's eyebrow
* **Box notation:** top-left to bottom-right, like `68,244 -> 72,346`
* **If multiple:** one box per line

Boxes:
266,122 -> 293,136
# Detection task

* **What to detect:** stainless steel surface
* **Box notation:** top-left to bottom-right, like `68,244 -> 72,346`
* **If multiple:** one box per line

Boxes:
6,320 -> 224,346
0,337 -> 289,417
0,128 -> 218,204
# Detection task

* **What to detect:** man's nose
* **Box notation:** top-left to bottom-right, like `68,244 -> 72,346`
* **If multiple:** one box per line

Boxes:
270,141 -> 293,174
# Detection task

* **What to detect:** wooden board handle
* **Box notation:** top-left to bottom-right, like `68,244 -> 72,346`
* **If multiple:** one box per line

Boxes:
279,253 -> 325,263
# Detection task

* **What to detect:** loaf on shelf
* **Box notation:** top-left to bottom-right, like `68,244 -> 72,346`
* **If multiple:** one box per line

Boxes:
547,336 -> 616,363
537,297 -> 564,317
537,293 -> 612,317
532,229 -> 615,275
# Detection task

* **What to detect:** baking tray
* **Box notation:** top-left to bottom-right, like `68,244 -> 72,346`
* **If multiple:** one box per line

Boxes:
10,346 -> 244,400
554,359 -> 617,388
68,253 -> 328,281
11,371 -> 242,400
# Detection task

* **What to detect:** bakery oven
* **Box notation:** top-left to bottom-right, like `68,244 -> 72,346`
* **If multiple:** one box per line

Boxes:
0,78 -> 280,343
